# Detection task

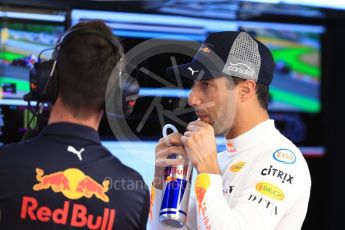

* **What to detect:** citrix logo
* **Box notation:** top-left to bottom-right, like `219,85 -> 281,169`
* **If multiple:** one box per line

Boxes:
261,165 -> 294,184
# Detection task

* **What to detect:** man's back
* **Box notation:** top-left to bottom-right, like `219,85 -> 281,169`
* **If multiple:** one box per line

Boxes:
0,122 -> 149,229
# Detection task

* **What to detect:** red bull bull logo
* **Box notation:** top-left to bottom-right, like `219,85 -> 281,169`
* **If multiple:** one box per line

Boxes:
20,168 -> 115,228
33,168 -> 70,192
33,168 -> 110,202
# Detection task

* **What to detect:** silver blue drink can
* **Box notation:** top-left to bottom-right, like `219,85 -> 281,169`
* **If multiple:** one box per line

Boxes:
159,124 -> 193,228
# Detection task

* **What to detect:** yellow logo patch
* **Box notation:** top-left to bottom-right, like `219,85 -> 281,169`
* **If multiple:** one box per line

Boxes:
256,182 -> 285,201
230,162 -> 246,173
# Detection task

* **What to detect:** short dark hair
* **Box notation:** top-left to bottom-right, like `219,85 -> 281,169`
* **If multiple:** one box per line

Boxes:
56,20 -> 122,118
226,76 -> 269,110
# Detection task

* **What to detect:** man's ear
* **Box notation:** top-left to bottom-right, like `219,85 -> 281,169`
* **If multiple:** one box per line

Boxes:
239,80 -> 256,101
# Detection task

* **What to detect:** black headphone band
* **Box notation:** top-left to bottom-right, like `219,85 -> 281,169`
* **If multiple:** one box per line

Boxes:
54,27 -> 124,60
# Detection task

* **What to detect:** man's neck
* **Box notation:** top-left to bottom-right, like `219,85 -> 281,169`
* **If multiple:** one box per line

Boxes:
48,98 -> 102,131
226,107 -> 269,139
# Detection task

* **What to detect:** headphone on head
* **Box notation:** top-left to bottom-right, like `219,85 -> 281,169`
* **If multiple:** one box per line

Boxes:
24,26 -> 139,118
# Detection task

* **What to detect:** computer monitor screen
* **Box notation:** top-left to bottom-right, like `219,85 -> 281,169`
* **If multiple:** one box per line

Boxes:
0,9 -> 65,144
238,22 -> 324,113
0,11 -> 65,102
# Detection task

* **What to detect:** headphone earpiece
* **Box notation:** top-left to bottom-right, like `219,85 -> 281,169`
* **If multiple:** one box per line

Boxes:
119,72 -> 140,117
105,55 -> 139,118
24,59 -> 58,102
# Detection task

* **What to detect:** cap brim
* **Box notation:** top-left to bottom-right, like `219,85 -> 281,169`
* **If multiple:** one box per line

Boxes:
166,61 -> 224,81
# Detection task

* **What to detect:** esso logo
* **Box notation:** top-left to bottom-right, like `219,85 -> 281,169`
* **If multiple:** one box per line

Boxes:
273,149 -> 296,164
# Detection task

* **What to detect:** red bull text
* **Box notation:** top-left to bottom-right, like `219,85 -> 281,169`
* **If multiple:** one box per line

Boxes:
21,196 -> 115,229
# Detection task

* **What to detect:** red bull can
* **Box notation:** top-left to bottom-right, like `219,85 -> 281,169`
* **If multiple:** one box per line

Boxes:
159,124 -> 193,228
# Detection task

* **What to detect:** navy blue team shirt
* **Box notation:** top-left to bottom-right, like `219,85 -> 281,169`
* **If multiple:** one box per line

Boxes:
0,122 -> 149,229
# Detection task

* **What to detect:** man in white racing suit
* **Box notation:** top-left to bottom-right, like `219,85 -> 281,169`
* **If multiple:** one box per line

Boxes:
149,31 -> 311,230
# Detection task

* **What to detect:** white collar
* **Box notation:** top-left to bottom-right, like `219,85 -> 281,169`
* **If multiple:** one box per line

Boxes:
225,119 -> 276,154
